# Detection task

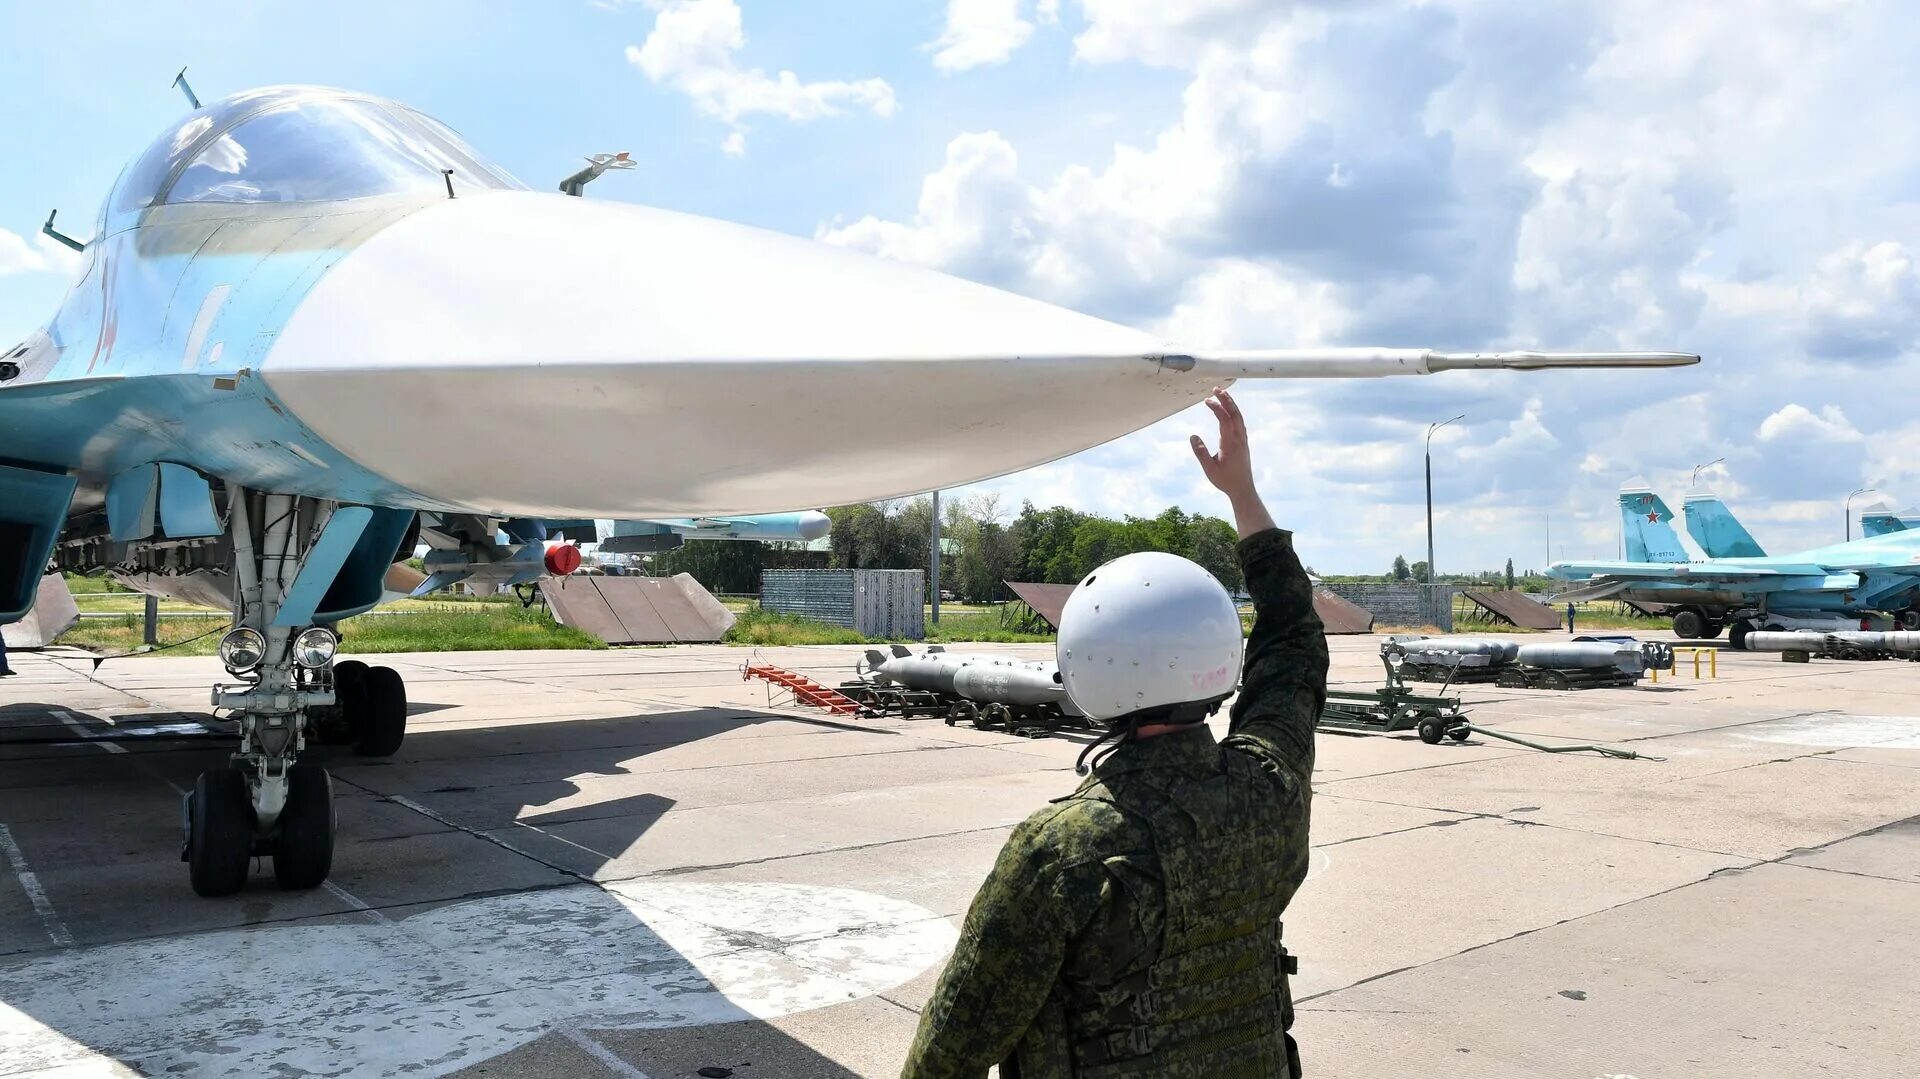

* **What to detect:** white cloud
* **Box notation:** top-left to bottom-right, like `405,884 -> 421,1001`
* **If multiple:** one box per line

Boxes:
1072,0 -> 1282,68
817,132 -> 1038,283
0,229 -> 81,278
625,0 -> 895,153
1802,241 -> 1920,361
1756,404 -> 1864,445
1152,260 -> 1349,350
930,0 -> 1036,73
837,0 -> 1920,571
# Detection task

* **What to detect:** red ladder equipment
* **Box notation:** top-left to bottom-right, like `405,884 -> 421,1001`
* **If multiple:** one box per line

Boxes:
742,663 -> 860,715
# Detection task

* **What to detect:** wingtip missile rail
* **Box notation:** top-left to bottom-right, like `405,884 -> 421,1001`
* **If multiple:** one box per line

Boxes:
1157,349 -> 1701,381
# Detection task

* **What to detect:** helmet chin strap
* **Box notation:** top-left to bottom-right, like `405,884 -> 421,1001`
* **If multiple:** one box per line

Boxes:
1074,696 -> 1229,776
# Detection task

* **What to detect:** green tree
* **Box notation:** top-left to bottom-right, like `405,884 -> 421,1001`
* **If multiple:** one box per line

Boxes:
1391,555 -> 1410,581
1504,558 -> 1515,589
649,539 -> 766,594
1008,503 -> 1090,583
1189,517 -> 1243,593
1410,560 -> 1430,584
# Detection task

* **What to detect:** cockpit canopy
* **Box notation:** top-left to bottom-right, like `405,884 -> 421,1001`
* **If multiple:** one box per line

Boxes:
105,86 -> 525,223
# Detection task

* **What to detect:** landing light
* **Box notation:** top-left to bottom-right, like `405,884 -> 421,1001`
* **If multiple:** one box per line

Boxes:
293,627 -> 340,669
219,628 -> 267,673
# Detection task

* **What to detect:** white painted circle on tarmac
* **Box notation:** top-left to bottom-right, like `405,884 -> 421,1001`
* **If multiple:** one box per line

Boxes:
0,880 -> 957,1077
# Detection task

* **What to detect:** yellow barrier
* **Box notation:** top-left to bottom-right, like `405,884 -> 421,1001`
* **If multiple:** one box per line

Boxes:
1672,647 -> 1718,679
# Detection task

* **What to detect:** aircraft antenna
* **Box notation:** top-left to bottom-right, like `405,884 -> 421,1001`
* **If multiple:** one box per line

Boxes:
560,152 -> 635,196
171,68 -> 202,110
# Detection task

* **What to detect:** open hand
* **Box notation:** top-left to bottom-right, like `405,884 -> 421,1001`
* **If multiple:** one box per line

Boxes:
1190,388 -> 1256,499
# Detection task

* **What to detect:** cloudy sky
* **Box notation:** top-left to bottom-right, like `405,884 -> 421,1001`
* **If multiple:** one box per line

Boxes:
3,0 -> 1915,574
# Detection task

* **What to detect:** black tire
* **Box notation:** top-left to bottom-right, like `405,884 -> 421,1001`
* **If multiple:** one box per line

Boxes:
1417,719 -> 1444,744
1728,620 -> 1754,650
1901,609 -> 1920,631
273,764 -> 334,890
354,665 -> 407,757
320,660 -> 369,746
188,769 -> 254,897
1447,725 -> 1470,742
1701,619 -> 1726,640
1671,609 -> 1706,639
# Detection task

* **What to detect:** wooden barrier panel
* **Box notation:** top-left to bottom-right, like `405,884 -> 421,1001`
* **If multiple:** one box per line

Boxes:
544,574 -> 735,644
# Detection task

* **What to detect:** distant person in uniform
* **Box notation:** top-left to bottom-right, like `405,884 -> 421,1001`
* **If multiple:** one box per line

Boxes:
901,388 -> 1325,1078
1566,602 -> 1577,633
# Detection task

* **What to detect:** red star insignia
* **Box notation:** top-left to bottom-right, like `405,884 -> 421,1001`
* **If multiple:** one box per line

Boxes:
1646,511 -> 1661,523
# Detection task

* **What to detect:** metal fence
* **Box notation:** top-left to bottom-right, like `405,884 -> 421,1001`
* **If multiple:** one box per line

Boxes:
761,569 -> 926,639
1318,584 -> 1456,631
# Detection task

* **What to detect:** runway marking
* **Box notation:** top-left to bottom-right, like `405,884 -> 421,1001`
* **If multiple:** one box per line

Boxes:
557,1025 -> 653,1078
0,824 -> 73,948
0,880 -> 957,1077
513,818 -> 615,859
387,793 -> 605,863
50,710 -> 125,753
322,881 -> 394,926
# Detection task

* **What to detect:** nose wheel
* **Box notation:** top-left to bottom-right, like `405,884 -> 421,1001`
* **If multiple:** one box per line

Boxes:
183,763 -> 338,896
185,769 -> 253,897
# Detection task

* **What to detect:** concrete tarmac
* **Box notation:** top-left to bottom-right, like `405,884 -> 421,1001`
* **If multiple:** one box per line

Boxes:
1,635 -> 1917,1077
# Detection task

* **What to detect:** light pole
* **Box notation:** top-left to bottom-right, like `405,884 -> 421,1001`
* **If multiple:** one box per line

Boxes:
1845,487 -> 1871,542
1691,457 -> 1725,487
929,489 -> 941,626
1425,415 -> 1464,587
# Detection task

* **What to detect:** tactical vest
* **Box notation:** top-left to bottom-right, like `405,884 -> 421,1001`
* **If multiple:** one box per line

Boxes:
1008,746 -> 1303,1079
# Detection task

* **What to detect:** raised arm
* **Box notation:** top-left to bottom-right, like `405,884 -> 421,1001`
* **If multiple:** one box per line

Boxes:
1189,389 -> 1328,776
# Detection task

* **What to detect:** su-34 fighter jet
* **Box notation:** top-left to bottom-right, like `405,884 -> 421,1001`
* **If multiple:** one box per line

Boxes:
0,84 -> 1696,896
1548,483 -> 1920,643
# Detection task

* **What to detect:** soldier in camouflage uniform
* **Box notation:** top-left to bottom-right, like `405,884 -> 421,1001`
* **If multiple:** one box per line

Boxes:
902,388 -> 1326,1079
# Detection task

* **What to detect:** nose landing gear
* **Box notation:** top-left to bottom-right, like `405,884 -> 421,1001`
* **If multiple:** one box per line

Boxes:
180,489 -> 408,896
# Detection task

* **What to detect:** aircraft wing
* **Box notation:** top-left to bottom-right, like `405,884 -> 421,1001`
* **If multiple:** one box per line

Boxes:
1551,579 -> 1634,602
1549,560 -> 1862,593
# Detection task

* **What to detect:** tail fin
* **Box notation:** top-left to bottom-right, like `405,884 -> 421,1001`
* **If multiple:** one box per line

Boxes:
1682,491 -> 1765,557
1619,480 -> 1690,562
1859,501 -> 1915,538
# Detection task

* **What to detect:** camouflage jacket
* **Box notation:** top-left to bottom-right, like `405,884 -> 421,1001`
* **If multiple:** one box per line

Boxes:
900,528 -> 1328,1078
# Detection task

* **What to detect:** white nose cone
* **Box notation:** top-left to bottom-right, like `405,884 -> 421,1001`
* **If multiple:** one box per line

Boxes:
264,192 -> 1214,517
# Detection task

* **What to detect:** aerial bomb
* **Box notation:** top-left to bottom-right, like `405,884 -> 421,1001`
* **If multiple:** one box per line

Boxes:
864,648 -> 1084,716
1516,642 -> 1648,675
1389,636 -> 1522,667
1744,630 -> 1920,658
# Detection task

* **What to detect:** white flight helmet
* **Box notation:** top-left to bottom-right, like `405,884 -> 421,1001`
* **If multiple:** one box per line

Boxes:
1057,551 -> 1245,722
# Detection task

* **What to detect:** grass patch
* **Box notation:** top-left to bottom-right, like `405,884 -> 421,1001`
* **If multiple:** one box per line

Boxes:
925,610 -> 1053,644
338,605 -> 603,653
61,574 -> 133,595
721,604 -> 1055,646
58,604 -> 602,657
724,606 -> 872,646
59,615 -> 229,657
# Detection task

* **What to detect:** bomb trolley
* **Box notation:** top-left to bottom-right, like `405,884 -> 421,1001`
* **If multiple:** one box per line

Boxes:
1318,643 -> 1473,745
